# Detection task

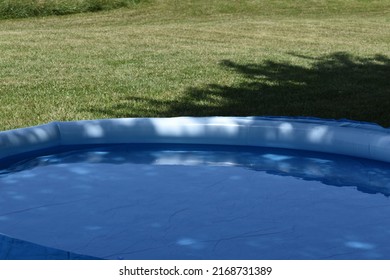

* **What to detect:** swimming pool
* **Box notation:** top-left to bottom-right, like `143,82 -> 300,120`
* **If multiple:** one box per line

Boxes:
1,117 -> 390,259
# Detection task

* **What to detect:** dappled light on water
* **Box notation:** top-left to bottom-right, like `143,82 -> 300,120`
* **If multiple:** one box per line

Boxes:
1,144 -> 390,259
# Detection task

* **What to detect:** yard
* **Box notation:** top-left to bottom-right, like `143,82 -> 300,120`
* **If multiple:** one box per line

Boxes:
0,0 -> 389,130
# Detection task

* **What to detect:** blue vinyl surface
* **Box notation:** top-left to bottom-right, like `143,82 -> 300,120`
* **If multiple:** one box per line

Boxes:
1,144 -> 390,259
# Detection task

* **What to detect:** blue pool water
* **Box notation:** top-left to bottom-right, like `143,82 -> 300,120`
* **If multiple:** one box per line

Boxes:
1,144 -> 390,259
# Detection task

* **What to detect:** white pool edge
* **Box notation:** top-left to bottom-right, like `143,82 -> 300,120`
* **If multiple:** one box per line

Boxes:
1,117 -> 390,163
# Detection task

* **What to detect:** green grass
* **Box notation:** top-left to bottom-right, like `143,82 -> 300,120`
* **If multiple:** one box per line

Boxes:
0,0 -> 142,19
0,0 -> 389,131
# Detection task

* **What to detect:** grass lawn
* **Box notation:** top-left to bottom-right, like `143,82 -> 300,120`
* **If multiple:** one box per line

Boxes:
0,0 -> 389,131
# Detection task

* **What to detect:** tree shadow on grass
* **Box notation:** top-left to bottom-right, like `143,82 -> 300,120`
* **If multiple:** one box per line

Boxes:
92,52 -> 390,127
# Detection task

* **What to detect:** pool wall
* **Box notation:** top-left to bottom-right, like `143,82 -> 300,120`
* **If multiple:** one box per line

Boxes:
1,117 -> 390,164
0,234 -> 100,260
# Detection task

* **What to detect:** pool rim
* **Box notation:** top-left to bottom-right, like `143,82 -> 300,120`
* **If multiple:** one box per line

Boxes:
1,116 -> 389,164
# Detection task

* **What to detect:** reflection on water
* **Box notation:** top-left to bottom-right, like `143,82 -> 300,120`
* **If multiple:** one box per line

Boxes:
2,144 -> 390,196
0,144 -> 390,260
